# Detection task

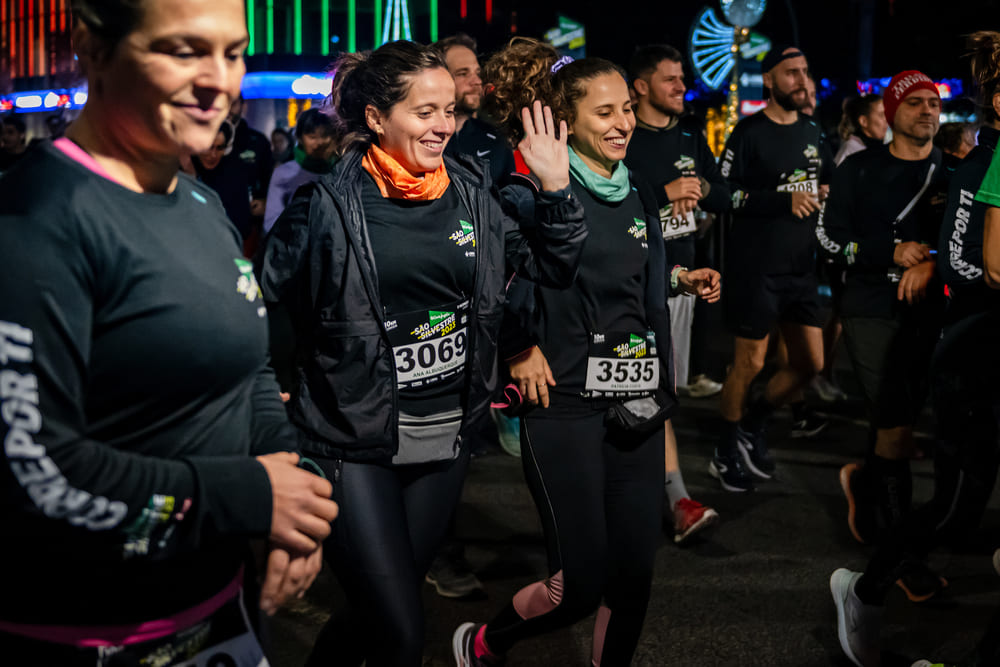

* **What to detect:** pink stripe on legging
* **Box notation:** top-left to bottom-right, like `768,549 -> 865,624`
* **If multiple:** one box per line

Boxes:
0,568 -> 243,647
512,569 -> 564,620
591,604 -> 611,667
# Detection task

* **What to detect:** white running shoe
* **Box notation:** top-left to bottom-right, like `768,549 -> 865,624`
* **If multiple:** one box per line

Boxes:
681,374 -> 723,398
831,568 -> 882,667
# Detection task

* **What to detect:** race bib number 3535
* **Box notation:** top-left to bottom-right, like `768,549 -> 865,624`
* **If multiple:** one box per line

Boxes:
584,330 -> 659,398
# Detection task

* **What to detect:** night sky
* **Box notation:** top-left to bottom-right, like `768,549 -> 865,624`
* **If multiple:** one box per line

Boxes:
442,0 -> 999,90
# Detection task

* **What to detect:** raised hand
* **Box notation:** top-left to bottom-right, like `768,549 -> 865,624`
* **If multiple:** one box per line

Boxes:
517,100 -> 570,192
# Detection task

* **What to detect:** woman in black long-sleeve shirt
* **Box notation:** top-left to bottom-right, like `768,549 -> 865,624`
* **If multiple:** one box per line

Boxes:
0,0 -> 337,663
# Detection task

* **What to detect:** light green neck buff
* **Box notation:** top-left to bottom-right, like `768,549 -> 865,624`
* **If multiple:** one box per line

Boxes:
568,145 -> 630,202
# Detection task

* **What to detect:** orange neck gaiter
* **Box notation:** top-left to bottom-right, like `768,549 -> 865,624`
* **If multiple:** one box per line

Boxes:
361,143 -> 451,200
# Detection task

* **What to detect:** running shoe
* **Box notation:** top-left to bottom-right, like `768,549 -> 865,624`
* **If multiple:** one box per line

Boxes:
790,408 -> 829,439
672,497 -> 720,544
895,560 -> 948,603
841,462 -> 876,545
910,661 -> 962,667
680,374 -> 723,398
812,376 -> 848,402
993,548 -> 1000,576
426,554 -> 485,599
736,424 -> 775,479
490,407 -> 521,458
709,450 -> 755,492
453,622 -> 503,667
831,568 -> 882,667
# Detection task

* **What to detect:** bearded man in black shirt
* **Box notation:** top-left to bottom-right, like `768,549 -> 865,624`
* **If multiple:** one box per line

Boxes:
818,71 -> 948,547
436,33 -> 515,185
712,46 -> 832,492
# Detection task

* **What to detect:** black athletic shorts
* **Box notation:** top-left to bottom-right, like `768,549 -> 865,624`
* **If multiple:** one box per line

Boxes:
724,271 -> 823,340
841,309 -> 939,429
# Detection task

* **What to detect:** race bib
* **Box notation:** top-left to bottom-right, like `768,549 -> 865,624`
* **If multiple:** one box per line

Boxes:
386,300 -> 469,390
584,331 -> 659,398
659,205 -> 698,240
776,179 -> 818,194
776,167 -> 819,194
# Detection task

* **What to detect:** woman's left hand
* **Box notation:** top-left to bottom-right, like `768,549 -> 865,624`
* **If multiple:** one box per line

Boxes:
517,100 -> 570,192
678,268 -> 721,303
259,545 -> 324,615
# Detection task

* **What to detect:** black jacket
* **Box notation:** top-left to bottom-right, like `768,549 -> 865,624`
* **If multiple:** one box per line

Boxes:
259,150 -> 587,461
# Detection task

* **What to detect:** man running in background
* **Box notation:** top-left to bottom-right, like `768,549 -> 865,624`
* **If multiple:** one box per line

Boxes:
713,45 -> 833,492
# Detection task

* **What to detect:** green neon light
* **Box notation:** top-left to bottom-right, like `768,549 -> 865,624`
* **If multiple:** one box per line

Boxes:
347,0 -> 356,52
266,0 -> 274,53
429,0 -> 438,43
293,0 -> 302,54
321,0 -> 330,55
247,0 -> 255,55
374,0 -> 382,46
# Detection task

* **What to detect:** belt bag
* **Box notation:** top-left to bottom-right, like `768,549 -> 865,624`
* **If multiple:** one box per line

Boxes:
604,388 -> 671,435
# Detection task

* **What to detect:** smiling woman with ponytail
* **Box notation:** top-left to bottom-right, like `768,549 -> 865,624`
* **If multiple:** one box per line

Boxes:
259,39 -> 586,667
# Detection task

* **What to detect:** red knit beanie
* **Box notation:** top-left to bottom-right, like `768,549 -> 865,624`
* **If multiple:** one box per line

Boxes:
883,70 -> 939,128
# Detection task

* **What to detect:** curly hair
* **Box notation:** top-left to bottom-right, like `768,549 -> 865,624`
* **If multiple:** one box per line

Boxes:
968,31 -> 1000,123
327,41 -> 449,155
482,37 -> 561,147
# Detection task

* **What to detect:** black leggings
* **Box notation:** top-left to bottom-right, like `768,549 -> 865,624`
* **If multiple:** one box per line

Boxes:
483,411 -> 664,667
859,309 -> 1000,600
308,450 -> 470,667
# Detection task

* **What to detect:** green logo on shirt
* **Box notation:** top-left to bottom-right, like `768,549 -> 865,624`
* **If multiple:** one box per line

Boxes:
674,155 -> 695,171
804,144 -> 818,159
788,169 -> 808,183
234,258 -> 265,317
628,218 -> 647,239
449,219 -> 476,247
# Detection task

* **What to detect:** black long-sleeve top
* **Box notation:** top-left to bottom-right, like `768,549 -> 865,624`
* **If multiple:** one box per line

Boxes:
937,126 -> 1000,320
0,143 -> 295,625
720,111 -> 833,275
626,115 -> 731,268
816,144 -> 948,318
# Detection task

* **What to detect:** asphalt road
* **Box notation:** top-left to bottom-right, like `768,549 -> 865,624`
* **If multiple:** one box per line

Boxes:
264,385 -> 1000,667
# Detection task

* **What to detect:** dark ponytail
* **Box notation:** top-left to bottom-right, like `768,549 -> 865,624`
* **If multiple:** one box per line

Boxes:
328,41 -> 448,155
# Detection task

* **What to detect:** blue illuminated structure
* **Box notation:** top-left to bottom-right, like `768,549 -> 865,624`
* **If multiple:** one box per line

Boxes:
857,77 -> 964,101
1,73 -> 333,113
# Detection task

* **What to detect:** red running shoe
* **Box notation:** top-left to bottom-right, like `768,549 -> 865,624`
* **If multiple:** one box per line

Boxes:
673,497 -> 720,544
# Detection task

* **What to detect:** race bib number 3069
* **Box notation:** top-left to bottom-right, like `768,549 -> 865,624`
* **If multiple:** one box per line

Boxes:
387,300 -> 469,390
584,330 -> 659,398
